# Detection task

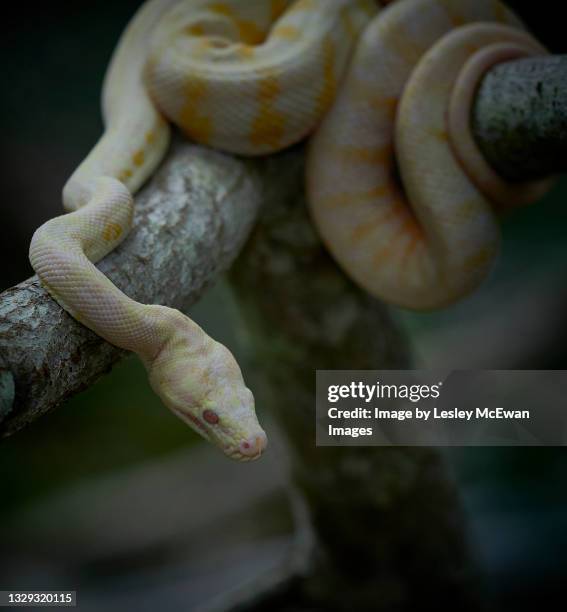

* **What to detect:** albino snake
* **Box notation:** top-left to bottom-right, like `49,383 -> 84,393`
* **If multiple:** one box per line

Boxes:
29,0 -> 550,460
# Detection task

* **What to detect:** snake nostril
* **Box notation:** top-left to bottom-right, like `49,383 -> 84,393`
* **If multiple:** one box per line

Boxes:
239,431 -> 268,457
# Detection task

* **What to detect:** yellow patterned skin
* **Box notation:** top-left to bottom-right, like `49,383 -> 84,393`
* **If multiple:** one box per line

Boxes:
29,0 -> 548,459
308,0 -> 547,308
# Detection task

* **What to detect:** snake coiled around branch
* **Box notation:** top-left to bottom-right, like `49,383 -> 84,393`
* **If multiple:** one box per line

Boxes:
29,0 -> 550,459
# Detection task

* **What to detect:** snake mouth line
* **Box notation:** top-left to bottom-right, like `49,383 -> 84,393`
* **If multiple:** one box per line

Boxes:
226,449 -> 262,462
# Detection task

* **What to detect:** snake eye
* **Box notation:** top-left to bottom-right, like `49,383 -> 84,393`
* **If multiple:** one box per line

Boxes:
203,409 -> 220,425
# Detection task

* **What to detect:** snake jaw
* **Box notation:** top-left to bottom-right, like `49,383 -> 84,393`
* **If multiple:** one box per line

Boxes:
225,440 -> 267,462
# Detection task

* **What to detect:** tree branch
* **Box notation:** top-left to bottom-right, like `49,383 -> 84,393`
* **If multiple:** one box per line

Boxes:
473,55 -> 567,180
0,138 -> 262,436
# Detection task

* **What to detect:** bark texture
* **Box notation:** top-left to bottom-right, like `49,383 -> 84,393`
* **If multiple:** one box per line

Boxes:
473,55 -> 567,180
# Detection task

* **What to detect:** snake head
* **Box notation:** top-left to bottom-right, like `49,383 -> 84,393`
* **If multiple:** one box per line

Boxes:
168,381 -> 268,461
196,380 -> 268,462
146,309 -> 267,461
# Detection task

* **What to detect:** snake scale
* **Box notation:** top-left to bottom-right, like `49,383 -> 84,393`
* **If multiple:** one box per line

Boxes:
29,0 -> 550,460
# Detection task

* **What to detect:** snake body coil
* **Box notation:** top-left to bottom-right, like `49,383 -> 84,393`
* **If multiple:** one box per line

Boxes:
29,0 -> 549,459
